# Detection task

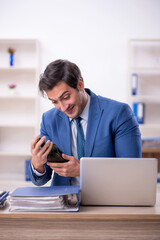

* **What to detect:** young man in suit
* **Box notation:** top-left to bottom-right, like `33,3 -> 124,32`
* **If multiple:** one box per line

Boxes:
30,59 -> 141,186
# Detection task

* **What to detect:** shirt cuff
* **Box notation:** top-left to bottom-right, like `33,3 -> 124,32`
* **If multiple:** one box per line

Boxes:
31,162 -> 46,177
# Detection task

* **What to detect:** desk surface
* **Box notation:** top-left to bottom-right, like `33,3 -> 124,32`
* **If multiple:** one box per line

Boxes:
1,181 -> 160,240
0,180 -> 160,221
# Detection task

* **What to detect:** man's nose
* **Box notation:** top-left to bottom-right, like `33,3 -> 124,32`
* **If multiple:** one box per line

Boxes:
59,102 -> 67,112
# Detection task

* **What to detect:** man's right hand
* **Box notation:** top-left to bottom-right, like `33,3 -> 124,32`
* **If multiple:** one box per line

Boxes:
30,135 -> 53,174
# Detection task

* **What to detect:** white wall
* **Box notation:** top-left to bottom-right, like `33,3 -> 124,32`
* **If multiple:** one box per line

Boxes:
0,0 -> 160,114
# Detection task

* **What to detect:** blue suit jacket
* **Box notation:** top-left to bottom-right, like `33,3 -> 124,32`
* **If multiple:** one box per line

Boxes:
30,89 -> 141,186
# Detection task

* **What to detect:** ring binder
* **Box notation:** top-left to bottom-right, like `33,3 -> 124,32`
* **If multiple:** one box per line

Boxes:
9,185 -> 80,212
133,102 -> 145,124
131,73 -> 138,95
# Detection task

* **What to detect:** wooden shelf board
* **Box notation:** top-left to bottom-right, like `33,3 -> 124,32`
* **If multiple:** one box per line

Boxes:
142,148 -> 160,153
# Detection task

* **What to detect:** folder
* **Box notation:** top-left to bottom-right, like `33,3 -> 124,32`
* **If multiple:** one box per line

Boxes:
25,159 -> 31,181
9,185 -> 80,212
133,102 -> 144,124
131,73 -> 138,95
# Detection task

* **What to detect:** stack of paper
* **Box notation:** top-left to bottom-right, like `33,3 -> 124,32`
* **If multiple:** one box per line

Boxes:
9,185 -> 80,212
142,137 -> 160,148
0,191 -> 9,207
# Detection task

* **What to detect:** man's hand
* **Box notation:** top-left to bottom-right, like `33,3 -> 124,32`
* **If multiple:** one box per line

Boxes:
47,154 -> 80,177
31,135 -> 53,173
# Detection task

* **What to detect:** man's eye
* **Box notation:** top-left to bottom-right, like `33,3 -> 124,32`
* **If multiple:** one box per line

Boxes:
63,95 -> 70,100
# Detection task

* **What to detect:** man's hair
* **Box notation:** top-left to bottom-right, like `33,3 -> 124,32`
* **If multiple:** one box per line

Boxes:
39,59 -> 83,96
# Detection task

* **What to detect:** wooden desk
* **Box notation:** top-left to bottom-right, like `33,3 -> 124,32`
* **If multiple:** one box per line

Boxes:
0,181 -> 160,240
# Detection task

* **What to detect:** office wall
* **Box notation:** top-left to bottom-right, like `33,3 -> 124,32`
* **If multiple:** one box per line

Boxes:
0,0 -> 160,114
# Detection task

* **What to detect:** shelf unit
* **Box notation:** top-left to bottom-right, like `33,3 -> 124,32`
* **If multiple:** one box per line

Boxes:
128,39 -> 160,138
0,39 -> 40,180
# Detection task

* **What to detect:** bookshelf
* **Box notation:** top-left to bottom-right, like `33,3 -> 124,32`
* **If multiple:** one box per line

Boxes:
128,39 -> 160,138
0,39 -> 40,180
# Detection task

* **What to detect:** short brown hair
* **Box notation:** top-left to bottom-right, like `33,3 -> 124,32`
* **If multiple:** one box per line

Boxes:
39,59 -> 83,96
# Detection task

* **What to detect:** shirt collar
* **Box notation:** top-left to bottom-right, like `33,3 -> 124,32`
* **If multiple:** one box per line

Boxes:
80,93 -> 90,121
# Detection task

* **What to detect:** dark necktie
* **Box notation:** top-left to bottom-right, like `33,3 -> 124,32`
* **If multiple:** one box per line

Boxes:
75,117 -> 85,160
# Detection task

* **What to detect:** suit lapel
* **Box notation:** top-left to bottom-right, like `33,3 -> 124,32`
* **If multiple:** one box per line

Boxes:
85,90 -> 103,156
55,89 -> 103,158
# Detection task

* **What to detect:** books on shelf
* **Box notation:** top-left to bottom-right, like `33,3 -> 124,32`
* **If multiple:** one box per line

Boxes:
9,185 -> 80,212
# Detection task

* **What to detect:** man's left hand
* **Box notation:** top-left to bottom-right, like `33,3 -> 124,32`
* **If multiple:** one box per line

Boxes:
47,154 -> 80,177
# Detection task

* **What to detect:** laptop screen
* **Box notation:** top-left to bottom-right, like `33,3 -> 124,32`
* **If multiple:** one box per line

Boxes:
80,158 -> 157,206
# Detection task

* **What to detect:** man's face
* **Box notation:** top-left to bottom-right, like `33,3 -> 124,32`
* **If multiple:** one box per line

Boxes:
46,79 -> 88,119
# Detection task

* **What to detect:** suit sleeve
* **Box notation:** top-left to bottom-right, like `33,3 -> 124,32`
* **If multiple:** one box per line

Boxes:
114,103 -> 142,157
29,113 -> 53,186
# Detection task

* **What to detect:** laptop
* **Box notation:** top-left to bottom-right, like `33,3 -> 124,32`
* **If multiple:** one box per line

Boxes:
80,158 -> 158,206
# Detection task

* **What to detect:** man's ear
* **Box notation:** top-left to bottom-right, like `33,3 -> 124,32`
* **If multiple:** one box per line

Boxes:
77,78 -> 84,91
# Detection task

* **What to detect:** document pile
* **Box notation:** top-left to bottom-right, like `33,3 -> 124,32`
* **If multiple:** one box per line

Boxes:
0,191 -> 9,207
142,137 -> 160,148
9,185 -> 80,212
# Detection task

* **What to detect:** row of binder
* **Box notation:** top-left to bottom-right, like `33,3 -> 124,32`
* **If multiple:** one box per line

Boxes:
130,73 -> 144,124
9,185 -> 80,212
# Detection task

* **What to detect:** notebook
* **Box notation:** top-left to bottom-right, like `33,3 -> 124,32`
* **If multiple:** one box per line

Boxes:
80,158 -> 158,206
